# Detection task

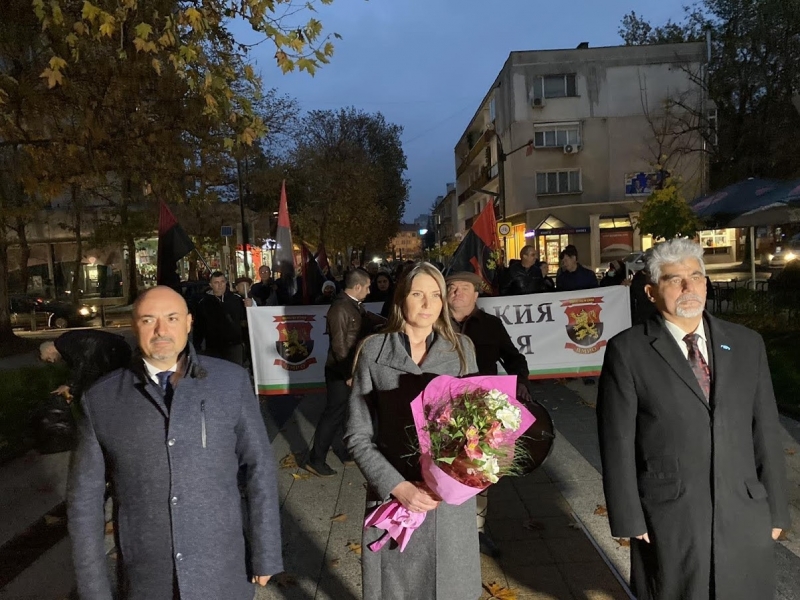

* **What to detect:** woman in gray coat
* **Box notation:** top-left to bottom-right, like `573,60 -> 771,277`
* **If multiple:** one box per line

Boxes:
345,262 -> 481,600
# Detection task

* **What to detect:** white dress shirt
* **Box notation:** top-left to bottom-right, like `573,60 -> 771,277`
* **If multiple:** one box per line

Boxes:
143,359 -> 178,385
663,318 -> 709,364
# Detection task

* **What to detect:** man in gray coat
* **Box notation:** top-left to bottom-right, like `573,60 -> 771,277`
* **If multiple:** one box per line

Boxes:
67,286 -> 283,600
597,238 -> 789,600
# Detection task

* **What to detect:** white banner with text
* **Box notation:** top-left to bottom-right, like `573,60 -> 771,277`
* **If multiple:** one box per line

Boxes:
247,285 -> 631,395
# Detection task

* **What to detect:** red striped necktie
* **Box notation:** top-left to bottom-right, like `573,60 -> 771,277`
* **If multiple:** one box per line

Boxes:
683,333 -> 710,401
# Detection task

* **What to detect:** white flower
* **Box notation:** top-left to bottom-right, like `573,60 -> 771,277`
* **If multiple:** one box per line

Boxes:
496,404 -> 521,431
481,455 -> 500,483
484,389 -> 509,411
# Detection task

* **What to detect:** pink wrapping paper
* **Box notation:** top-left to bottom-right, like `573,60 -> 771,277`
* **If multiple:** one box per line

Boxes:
364,500 -> 427,552
411,374 -> 536,505
364,374 -> 536,551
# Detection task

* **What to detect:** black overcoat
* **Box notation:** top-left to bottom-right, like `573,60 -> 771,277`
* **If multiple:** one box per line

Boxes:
67,346 -> 283,600
597,314 -> 790,600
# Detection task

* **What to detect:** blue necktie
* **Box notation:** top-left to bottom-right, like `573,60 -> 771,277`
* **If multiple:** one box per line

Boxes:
156,371 -> 173,393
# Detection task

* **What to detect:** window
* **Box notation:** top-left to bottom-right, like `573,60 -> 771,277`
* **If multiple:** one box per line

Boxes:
536,170 -> 581,195
532,74 -> 577,100
534,123 -> 581,148
707,108 -> 718,147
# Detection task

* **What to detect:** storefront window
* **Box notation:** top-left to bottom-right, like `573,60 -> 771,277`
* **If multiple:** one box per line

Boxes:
538,234 -> 569,272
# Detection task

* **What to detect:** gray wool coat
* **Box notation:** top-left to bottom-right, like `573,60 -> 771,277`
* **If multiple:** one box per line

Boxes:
67,345 -> 283,600
344,332 -> 481,600
598,314 -> 790,600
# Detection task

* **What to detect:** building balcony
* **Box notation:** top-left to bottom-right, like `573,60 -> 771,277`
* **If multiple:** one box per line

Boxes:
457,164 -> 497,205
456,129 -> 493,178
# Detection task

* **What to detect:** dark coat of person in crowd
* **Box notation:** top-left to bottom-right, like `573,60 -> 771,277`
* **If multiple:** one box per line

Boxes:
599,260 -> 627,287
556,245 -> 598,291
500,245 -> 548,296
193,272 -> 248,365
250,265 -> 278,306
629,269 -> 658,325
40,330 -> 132,401
67,286 -> 282,600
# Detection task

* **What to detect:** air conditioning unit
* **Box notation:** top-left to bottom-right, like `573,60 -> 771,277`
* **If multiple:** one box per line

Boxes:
531,97 -> 545,108
563,144 -> 580,155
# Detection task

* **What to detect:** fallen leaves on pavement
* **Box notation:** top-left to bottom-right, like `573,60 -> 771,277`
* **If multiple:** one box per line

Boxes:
279,454 -> 298,469
104,522 -> 114,534
346,541 -> 362,555
291,472 -> 311,480
786,448 -> 797,456
614,538 -> 631,547
328,558 -> 341,568
482,581 -> 518,599
330,513 -> 348,522
578,400 -> 596,409
594,504 -> 608,517
44,515 -> 65,526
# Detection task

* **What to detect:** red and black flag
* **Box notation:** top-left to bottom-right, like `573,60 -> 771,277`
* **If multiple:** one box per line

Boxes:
444,200 -> 500,294
157,200 -> 195,289
315,242 -> 330,273
274,181 -> 297,301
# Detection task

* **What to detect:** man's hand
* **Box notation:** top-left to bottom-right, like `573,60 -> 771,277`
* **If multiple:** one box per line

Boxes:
244,298 -> 254,308
772,528 -> 783,541
52,385 -> 72,402
251,576 -> 271,586
391,481 -> 441,513
634,532 -> 650,543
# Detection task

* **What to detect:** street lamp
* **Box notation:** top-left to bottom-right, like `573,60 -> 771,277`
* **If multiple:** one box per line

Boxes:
419,228 -> 428,235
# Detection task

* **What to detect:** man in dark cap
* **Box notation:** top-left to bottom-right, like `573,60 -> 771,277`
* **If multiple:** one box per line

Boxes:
446,270 -> 533,558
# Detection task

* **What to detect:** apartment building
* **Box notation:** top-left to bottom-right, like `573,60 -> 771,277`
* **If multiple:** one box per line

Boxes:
431,183 -> 458,245
454,41 -> 708,271
389,224 -> 425,260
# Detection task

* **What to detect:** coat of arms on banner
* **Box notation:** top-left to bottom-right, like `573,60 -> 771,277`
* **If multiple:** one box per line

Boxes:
273,315 -> 318,371
562,297 -> 607,354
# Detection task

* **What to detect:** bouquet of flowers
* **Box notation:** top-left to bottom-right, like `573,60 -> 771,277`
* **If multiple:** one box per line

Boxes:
365,374 -> 535,552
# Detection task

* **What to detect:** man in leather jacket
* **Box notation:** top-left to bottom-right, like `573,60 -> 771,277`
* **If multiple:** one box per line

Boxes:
501,245 -> 548,296
304,268 -> 372,477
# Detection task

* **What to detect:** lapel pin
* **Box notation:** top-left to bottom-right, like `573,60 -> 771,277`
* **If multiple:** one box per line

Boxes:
720,344 -> 731,351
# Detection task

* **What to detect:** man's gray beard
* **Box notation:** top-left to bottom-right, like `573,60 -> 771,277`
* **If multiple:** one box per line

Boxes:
676,304 -> 704,318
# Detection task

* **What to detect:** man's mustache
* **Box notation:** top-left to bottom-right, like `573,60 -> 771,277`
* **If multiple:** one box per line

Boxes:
677,294 -> 703,304
150,336 -> 174,344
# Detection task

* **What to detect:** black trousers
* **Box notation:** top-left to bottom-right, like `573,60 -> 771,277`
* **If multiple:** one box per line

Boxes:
310,369 -> 350,465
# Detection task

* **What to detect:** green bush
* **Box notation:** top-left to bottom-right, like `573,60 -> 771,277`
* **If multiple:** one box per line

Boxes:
0,363 -> 69,463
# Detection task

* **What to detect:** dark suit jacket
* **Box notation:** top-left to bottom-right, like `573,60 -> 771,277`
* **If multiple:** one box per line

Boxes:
597,313 -> 789,600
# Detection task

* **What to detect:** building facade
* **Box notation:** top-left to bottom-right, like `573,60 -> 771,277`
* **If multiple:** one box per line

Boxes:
389,224 -> 424,260
454,42 -> 708,271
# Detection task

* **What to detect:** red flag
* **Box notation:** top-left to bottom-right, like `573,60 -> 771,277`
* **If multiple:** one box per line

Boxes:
157,201 -> 195,288
444,200 -> 500,293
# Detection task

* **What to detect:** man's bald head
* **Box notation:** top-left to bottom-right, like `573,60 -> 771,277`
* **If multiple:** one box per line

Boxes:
132,286 -> 192,369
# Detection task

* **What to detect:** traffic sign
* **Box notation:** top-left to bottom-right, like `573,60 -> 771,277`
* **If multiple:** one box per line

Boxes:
497,222 -> 512,238
220,225 -> 233,237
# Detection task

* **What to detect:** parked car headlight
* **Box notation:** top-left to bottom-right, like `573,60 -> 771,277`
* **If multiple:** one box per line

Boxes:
786,252 -> 797,262
79,307 -> 91,316
768,254 -> 775,261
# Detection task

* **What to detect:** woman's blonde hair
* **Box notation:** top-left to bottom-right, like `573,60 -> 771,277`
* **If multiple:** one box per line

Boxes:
382,261 -> 469,374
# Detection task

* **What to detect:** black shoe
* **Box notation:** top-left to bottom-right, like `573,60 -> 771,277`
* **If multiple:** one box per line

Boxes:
303,461 -> 338,478
479,532 -> 502,558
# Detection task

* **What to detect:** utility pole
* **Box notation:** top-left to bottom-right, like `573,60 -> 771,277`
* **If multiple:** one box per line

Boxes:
236,156 -> 250,277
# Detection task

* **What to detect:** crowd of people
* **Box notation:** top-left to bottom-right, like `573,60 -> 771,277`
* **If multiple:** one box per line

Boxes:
45,237 -> 789,600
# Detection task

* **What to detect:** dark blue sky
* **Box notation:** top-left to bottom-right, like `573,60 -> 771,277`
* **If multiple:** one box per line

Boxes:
234,0 -> 687,221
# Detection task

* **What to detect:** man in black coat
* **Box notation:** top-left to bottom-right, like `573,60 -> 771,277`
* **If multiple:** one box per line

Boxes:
446,270 -> 533,559
40,330 -> 132,402
193,271 -> 249,365
597,238 -> 789,600
250,265 -> 278,306
67,286 -> 282,600
500,244 -> 548,296
556,244 -> 598,291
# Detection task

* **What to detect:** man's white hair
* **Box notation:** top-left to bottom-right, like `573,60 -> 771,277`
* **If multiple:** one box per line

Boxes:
647,238 -> 706,284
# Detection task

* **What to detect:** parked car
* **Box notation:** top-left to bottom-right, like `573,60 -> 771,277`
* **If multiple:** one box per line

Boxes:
769,236 -> 800,268
622,249 -> 654,277
9,295 -> 52,330
10,294 -> 97,329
